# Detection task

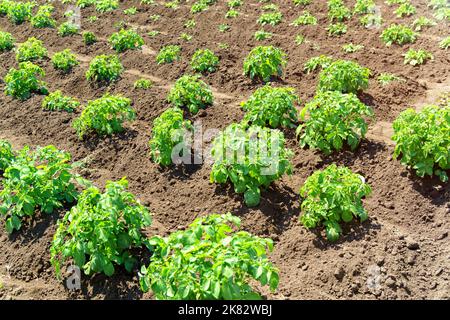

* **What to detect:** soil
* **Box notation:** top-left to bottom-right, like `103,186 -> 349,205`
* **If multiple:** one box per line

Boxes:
0,0 -> 449,300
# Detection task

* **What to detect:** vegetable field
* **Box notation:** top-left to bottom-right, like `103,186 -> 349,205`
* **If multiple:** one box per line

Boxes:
0,0 -> 449,300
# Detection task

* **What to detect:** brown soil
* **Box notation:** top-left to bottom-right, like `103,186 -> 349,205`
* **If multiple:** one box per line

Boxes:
0,0 -> 449,300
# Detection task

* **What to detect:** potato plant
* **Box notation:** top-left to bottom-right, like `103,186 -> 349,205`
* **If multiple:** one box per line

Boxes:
86,54 -> 123,83
353,0 -> 376,14
403,49 -> 433,66
4,62 -> 48,100
377,73 -> 404,86
291,11 -> 317,26
440,37 -> 450,50
58,22 -> 80,37
327,0 -> 351,22
168,75 -> 213,114
0,140 -> 15,172
299,164 -> 371,241
149,107 -> 193,166
0,145 -> 78,234
412,16 -> 436,31
52,49 -> 79,73
293,0 -> 311,5
0,31 -> 14,52
327,23 -> 347,36
380,24 -> 417,46
392,105 -> 449,182
83,31 -> 97,45
210,123 -> 293,207
342,43 -> 364,53
72,93 -> 135,139
156,45 -> 181,64
257,11 -> 282,26
254,30 -> 273,41
304,55 -> 333,74
16,37 -> 48,62
51,178 -> 152,278
109,29 -> 144,53
190,49 -> 219,73
243,46 -> 287,82
318,60 -> 370,93
297,91 -> 373,154
95,0 -> 119,12
6,1 -> 34,24
241,85 -> 299,128
134,78 -> 152,89
139,213 -> 278,299
394,2 -> 416,18
42,90 -> 80,112
31,4 -> 56,28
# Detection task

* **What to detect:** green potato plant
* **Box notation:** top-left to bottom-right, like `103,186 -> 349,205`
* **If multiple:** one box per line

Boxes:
139,213 -> 279,300
149,107 -> 193,166
51,177 -> 152,278
190,48 -> 219,73
392,105 -> 449,182
299,164 -> 372,241
297,91 -> 374,154
134,78 -> 152,89
109,29 -> 144,53
4,62 -> 48,100
380,24 -> 417,46
42,90 -> 80,112
241,84 -> 299,128
0,140 -> 15,172
353,0 -> 376,14
167,75 -> 213,114
394,2 -> 416,18
6,1 -> 35,24
254,30 -> 273,41
303,55 -> 333,74
86,54 -> 123,83
58,22 -> 80,37
412,16 -> 436,31
156,45 -> 181,64
72,93 -> 135,139
318,60 -> 370,93
327,0 -> 351,22
31,4 -> 56,28
16,37 -> 48,62
377,73 -> 404,86
83,31 -> 97,45
52,49 -> 79,73
243,46 -> 287,82
0,145 -> 78,234
291,11 -> 317,26
403,48 -> 433,66
257,11 -> 282,26
0,31 -> 14,52
95,0 -> 119,12
210,123 -> 293,207
327,23 -> 347,36
440,36 -> 450,50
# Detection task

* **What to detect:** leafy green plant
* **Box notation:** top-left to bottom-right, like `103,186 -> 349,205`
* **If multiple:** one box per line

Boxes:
191,0 -> 209,13
124,7 -> 137,15
164,0 -> 179,9
83,31 -> 97,45
58,22 -> 80,37
147,30 -> 160,37
291,11 -> 317,26
297,91 -> 373,154
318,60 -> 370,93
227,0 -> 242,8
385,0 -> 406,5
16,37 -> 48,62
52,49 -> 79,73
342,43 -> 364,53
95,0 -> 119,12
257,11 -> 282,26
109,29 -> 144,52
243,46 -> 287,82
440,36 -> 450,50
377,73 -> 404,86
218,24 -> 230,32
392,105 -> 449,182
149,107 -> 193,166
304,55 -> 333,74
293,0 -> 311,5
77,0 -> 95,8
295,34 -> 306,45
262,3 -> 278,11
134,78 -> 152,89
353,0 -> 376,14
241,84 -> 299,128
412,16 -> 436,31
0,140 -> 15,172
254,30 -> 273,41
51,177 -> 151,278
299,164 -> 371,241
86,54 -> 123,83
184,19 -> 196,28
4,62 -> 48,100
327,23 -> 347,36
73,93 -> 135,139
327,0 -> 351,22
87,15 -> 98,22
210,124 -> 293,207
180,33 -> 192,41
6,1 -> 35,24
394,2 -> 416,18
139,213 -> 278,299
225,9 -> 239,18
168,75 -> 213,114
433,7 -> 450,20
156,45 -> 181,64
403,48 -> 433,66
31,4 -> 56,28
0,145 -> 78,234
191,49 -> 219,73
42,90 -> 79,112
0,31 -> 14,52
380,24 -> 417,46
359,13 -> 383,28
